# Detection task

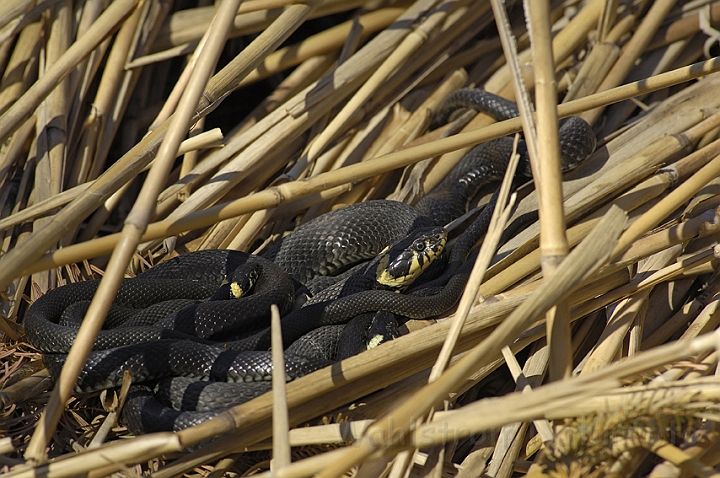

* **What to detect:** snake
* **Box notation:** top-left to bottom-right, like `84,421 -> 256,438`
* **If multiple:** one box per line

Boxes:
22,89 -> 596,434
29,228 -> 446,433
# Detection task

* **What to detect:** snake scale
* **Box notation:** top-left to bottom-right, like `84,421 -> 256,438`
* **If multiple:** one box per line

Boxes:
23,89 -> 596,434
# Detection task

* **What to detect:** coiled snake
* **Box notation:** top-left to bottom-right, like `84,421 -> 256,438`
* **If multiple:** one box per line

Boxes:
23,89 -> 596,434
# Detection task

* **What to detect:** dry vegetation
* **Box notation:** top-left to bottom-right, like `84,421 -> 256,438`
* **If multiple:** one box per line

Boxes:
4,0 -> 720,476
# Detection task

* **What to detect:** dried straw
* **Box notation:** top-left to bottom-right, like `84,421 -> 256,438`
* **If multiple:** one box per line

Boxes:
7,1 -> 720,476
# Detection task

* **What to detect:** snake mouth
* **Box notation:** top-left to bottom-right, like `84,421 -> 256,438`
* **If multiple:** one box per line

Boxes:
375,226 -> 448,289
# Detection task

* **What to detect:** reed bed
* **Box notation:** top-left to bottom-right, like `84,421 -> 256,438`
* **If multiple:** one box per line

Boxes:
3,0 -> 720,476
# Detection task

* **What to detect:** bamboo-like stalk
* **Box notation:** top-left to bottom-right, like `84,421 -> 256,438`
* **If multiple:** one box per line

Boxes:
489,344 -> 552,476
521,0 -> 572,381
32,0 -> 71,293
304,0 -> 446,163
0,0 -> 139,143
598,37 -> 692,139
270,304 -> 291,470
481,134 -> 720,298
148,34 -> 208,131
0,0 -> 34,31
648,3 -> 720,50
642,277 -> 720,350
0,129 -> 222,233
429,138 -> 520,381
496,94 -> 720,282
0,20 -> 42,117
410,372 -> 720,449
581,0 -> 679,125
65,0 -> 110,146
89,0 -> 171,188
612,142 -> 720,258
0,0 -> 59,44
580,246 -> 681,374
576,246 -> 720,322
0,115 -> 35,191
490,102 -> 720,270
154,53 -> 332,219
157,0 -> 440,225
563,41 -> 619,102
0,0 -> 346,291
386,68 -> 467,204
235,7 -> 404,87
65,0 -> 142,190
150,0 -> 370,53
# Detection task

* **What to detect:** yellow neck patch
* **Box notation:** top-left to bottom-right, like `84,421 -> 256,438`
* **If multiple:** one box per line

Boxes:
375,231 -> 446,288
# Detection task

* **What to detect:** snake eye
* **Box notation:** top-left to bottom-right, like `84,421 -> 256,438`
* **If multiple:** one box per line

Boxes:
413,240 -> 425,252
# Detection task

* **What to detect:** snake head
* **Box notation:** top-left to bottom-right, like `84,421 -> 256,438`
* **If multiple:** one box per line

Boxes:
375,226 -> 447,289
208,262 -> 262,300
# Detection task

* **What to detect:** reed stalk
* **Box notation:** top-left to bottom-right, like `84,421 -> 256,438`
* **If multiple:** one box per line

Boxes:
23,0 -> 254,461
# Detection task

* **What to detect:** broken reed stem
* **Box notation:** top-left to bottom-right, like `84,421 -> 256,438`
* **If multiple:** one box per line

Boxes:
150,33 -> 207,131
410,136 -> 521,478
32,0 -> 72,294
67,0 -> 144,189
17,56 -> 720,280
150,0 -> 367,55
581,247 -> 680,375
23,0 -> 248,461
152,0 -> 441,228
14,374 -> 720,478
411,370 -> 720,448
481,133 -> 720,298
524,0 -> 566,260
578,246 -> 720,320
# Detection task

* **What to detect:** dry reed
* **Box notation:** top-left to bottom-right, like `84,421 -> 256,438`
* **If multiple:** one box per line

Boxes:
4,1 -> 720,477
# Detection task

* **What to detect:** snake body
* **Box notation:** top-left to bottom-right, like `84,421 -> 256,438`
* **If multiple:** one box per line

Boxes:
23,89 -> 597,434
24,251 -> 295,352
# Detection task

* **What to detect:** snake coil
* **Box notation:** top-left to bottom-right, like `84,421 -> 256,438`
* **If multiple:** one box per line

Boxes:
23,89 -> 596,434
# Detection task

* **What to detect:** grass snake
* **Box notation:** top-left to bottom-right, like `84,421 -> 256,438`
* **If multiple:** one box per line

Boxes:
23,89 -> 596,434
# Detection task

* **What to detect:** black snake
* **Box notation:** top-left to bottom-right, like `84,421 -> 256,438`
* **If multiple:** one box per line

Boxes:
23,89 -> 596,434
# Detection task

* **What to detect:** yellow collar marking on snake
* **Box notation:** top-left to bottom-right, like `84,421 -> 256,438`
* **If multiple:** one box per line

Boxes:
230,266 -> 260,298
376,229 -> 447,288
231,282 -> 246,298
